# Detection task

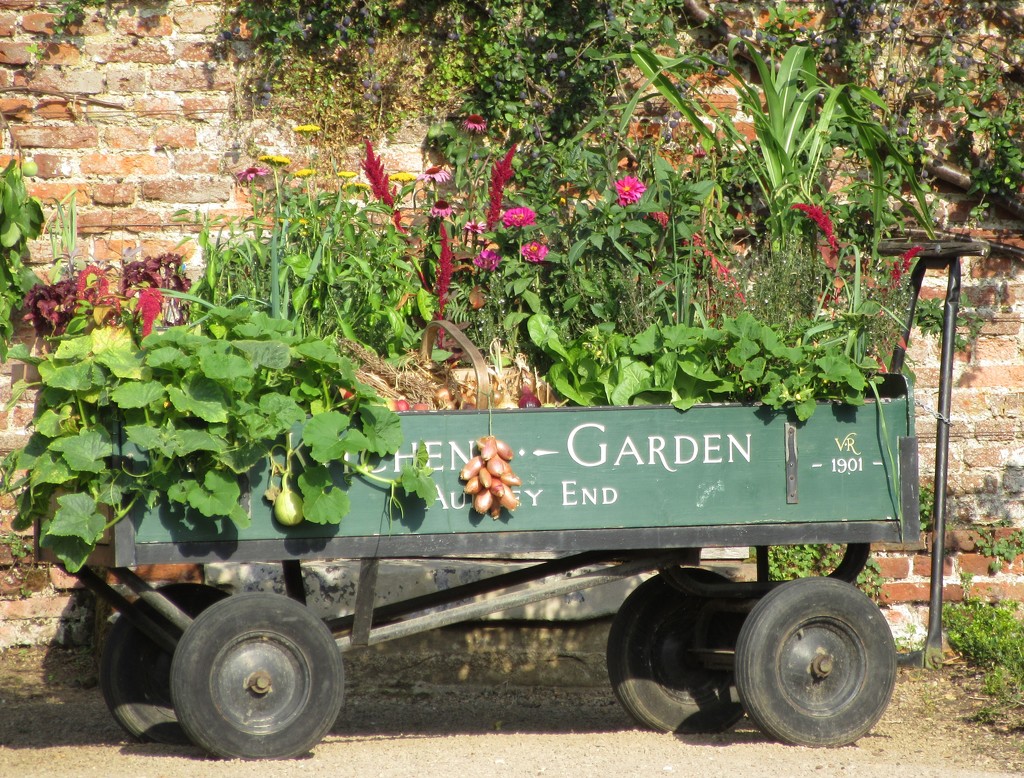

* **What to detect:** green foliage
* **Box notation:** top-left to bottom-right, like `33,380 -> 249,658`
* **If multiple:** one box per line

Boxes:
766,544 -> 884,598
0,308 -> 435,572
188,170 -> 426,357
974,526 -> 1024,575
944,583 -> 1024,712
0,161 -> 45,358
527,311 -> 874,419
229,0 -> 689,152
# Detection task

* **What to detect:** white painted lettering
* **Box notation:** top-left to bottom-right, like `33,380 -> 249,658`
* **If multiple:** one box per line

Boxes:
449,441 -> 472,470
675,435 -> 699,465
703,434 -> 722,464
562,480 -> 578,506
435,484 -> 448,509
567,423 -> 606,467
728,434 -> 752,463
614,436 -> 644,467
448,490 -> 467,509
602,487 -> 618,504
524,488 -> 543,507
424,440 -> 443,470
648,436 -> 676,472
582,486 -> 599,505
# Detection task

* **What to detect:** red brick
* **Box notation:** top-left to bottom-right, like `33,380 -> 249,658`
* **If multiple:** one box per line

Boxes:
23,152 -> 67,179
49,566 -> 83,590
182,94 -> 232,119
912,554 -> 953,577
0,595 -> 75,620
0,13 -> 14,36
20,12 -> 54,35
880,581 -> 964,605
151,65 -> 235,92
972,256 -> 1020,279
955,552 -> 1001,576
76,211 -> 112,234
111,208 -> 164,232
79,153 -> 170,177
25,181 -> 88,205
134,563 -> 203,583
92,238 -> 138,262
85,41 -> 174,65
92,182 -> 136,206
106,66 -> 146,94
173,8 -> 220,34
141,177 -> 231,204
34,99 -> 74,121
17,67 -> 104,94
117,13 -> 173,37
103,126 -> 151,150
174,151 -> 220,174
40,42 -> 80,66
154,126 -> 196,149
0,1 -> 37,10
11,125 -> 98,149
141,238 -> 195,260
875,555 -> 912,580
174,41 -> 218,62
0,40 -> 30,63
970,581 -> 1024,602
957,365 -> 1024,389
963,284 -> 1011,308
0,97 -> 32,119
971,336 -> 1022,363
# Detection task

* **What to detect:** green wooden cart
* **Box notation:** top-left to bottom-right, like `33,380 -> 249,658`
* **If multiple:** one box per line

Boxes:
60,245 -> 974,760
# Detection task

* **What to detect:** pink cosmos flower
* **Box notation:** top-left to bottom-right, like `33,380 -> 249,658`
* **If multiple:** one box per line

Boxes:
418,165 -> 452,184
615,176 -> 647,206
430,199 -> 454,219
463,114 -> 487,134
463,220 -> 486,235
474,249 -> 501,271
236,166 -> 271,183
502,206 -> 537,228
521,241 -> 549,263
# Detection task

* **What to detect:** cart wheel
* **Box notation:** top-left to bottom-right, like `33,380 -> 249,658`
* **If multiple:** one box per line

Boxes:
607,571 -> 744,734
734,576 -> 896,747
100,582 -> 227,744
169,592 -> 344,760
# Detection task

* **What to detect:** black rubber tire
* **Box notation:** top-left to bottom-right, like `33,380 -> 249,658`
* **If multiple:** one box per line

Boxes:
607,571 -> 745,734
99,582 -> 228,744
734,576 -> 896,747
169,592 -> 344,760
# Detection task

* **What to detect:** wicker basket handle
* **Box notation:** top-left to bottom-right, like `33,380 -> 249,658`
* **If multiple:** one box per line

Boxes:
419,320 -> 492,409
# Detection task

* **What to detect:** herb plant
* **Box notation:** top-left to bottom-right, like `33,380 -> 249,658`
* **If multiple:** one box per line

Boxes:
0,161 -> 44,358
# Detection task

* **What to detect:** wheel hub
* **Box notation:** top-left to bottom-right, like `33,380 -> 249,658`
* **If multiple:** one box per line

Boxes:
810,651 -> 834,679
246,670 -> 273,695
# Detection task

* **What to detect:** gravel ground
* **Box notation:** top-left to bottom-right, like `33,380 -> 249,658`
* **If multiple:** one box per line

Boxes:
0,646 -> 1022,777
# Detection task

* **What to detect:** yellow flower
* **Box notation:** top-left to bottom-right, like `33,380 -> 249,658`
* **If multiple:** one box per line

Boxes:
337,171 -> 358,179
390,171 -> 416,183
258,154 -> 292,166
293,168 -> 316,178
344,182 -> 370,191
293,124 -> 321,133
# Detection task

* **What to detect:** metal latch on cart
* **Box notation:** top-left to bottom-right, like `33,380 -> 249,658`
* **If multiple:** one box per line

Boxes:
785,422 -> 798,504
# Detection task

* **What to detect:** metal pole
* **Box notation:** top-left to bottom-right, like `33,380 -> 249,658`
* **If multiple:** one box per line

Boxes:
923,256 -> 961,667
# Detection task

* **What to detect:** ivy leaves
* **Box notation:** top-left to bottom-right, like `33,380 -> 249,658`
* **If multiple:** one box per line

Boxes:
528,312 -> 877,419
1,306 -> 435,572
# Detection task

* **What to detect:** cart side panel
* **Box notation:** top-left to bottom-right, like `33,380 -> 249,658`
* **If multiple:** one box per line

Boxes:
129,395 -> 912,548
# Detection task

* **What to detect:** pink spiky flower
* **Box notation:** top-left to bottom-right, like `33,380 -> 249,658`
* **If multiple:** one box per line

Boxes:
791,203 -> 839,255
362,140 -> 406,233
138,287 -> 164,337
485,145 -> 517,231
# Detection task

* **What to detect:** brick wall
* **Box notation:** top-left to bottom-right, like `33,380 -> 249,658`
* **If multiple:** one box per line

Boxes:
0,0 -> 1021,647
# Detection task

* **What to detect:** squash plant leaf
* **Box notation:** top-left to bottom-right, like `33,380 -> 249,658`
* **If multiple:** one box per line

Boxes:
297,465 -> 350,525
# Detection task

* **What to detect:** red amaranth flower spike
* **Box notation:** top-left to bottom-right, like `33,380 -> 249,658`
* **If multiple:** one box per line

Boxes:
362,140 -> 406,233
890,245 -> 923,287
791,203 -> 839,255
137,287 -> 163,337
485,144 -> 517,231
